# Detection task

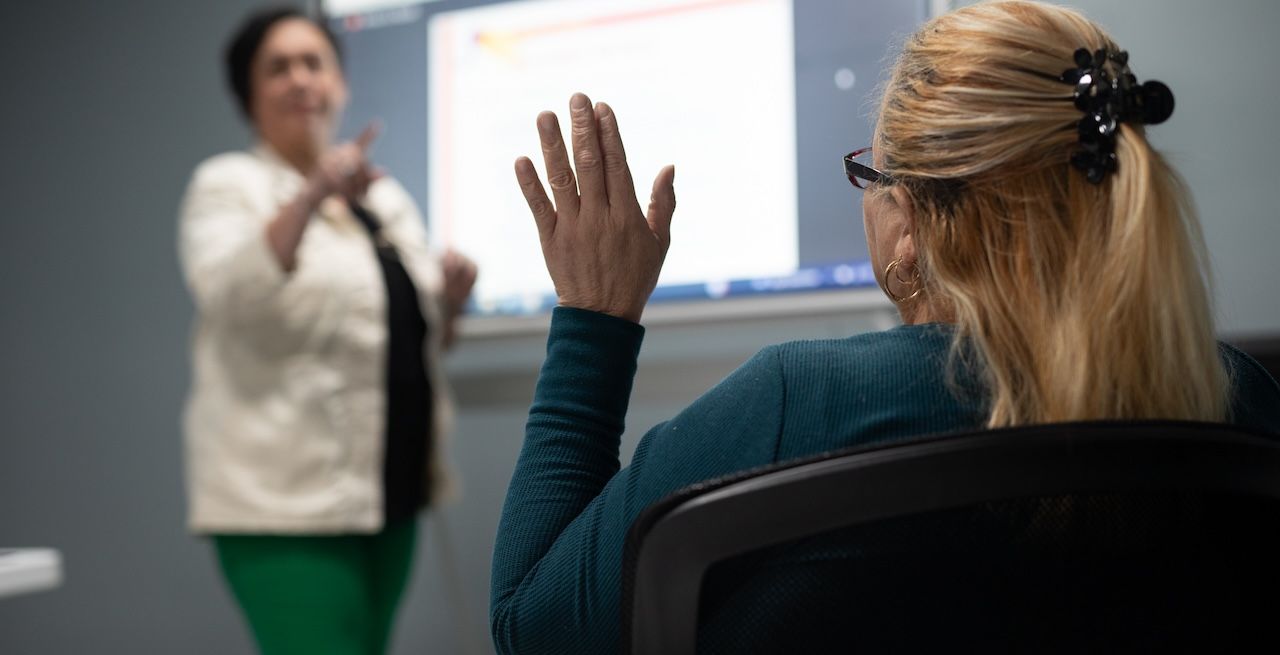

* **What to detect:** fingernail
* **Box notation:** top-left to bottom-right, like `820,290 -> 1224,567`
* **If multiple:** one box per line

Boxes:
571,94 -> 589,110
537,113 -> 556,131
595,102 -> 610,117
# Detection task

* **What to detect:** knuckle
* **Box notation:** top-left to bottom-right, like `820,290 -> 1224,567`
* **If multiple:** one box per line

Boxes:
539,132 -> 562,149
575,149 -> 600,169
528,197 -> 554,218
603,154 -> 627,174
548,170 -> 576,190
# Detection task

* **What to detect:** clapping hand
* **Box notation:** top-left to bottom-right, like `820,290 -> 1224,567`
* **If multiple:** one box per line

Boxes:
442,249 -> 478,314
311,122 -> 383,202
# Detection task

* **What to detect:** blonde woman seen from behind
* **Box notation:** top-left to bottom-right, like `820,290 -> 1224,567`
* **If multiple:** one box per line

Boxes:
873,0 -> 1225,425
488,2 -> 1280,653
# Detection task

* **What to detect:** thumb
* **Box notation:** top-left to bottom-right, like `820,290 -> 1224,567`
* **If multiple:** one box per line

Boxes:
646,165 -> 676,246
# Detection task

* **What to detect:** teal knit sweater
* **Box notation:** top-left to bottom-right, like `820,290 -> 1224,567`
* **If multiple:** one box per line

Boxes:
490,307 -> 1280,654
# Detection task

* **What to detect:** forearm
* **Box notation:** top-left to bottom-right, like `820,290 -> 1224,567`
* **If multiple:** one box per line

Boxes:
495,308 -> 643,563
264,181 -> 325,272
490,307 -> 644,650
487,312 -> 793,653
440,303 -> 462,351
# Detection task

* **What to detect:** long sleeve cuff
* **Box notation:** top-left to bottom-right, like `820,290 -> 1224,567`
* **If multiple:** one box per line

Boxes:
532,307 -> 646,428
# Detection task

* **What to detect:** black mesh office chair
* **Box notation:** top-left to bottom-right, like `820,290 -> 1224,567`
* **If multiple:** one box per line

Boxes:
620,421 -> 1280,654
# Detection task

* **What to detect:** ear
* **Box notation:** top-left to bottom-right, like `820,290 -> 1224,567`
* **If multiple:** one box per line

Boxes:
889,185 -> 920,266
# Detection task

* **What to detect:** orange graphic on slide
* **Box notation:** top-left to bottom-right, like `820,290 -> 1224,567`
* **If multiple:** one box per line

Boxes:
472,0 -> 758,58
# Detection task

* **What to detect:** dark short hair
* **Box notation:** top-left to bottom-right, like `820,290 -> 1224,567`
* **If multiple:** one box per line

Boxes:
223,6 -> 343,120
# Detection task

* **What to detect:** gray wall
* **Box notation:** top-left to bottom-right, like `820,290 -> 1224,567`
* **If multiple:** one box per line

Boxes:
1,1 -> 1278,653
0,1 -> 264,652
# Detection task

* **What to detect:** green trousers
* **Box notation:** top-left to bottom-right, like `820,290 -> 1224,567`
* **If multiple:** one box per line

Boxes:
213,519 -> 418,655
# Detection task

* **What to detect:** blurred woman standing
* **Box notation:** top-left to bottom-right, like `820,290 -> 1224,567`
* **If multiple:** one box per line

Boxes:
178,7 -> 476,653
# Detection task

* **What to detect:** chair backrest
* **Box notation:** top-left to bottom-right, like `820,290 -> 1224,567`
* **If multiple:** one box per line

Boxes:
620,421 -> 1280,655
1231,335 -> 1280,381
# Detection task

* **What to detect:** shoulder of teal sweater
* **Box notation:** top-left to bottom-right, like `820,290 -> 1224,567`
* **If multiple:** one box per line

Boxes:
770,323 -> 954,365
755,324 -> 959,408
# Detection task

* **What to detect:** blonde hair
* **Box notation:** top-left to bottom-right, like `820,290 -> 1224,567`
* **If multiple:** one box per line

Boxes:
876,0 -> 1228,425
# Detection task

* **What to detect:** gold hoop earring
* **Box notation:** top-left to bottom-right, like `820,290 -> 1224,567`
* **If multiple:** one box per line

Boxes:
883,257 -> 923,304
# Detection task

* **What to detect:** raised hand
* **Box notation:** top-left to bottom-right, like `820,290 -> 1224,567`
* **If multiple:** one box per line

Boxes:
268,122 -> 383,273
513,93 -> 676,324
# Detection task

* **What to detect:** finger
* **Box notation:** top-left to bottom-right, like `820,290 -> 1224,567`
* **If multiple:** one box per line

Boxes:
536,111 -> 579,219
646,165 -> 677,247
457,254 -> 478,282
338,169 -> 361,200
335,147 -> 359,178
336,143 -> 369,184
515,156 -> 556,241
594,102 -> 637,212
445,252 -> 468,278
568,93 -> 607,209
354,120 -> 382,152
349,165 -> 374,200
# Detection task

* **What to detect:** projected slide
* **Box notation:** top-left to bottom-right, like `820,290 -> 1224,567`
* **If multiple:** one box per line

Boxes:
332,0 -> 929,320
427,0 -> 797,315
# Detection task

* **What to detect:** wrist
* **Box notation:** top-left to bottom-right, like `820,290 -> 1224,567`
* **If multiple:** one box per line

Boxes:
444,296 -> 468,318
301,175 -> 332,209
555,299 -> 642,325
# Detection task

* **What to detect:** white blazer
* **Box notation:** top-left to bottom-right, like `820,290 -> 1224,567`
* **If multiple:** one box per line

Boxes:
179,145 -> 456,534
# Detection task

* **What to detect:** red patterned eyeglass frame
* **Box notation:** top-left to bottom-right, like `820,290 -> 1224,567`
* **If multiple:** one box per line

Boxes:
844,147 -> 890,189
